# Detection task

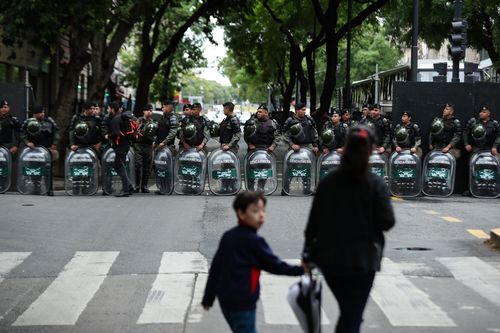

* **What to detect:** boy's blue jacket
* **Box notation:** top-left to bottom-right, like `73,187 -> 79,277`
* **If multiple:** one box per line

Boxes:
202,224 -> 303,311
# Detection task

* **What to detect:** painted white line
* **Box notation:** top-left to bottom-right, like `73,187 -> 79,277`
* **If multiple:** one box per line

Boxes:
137,252 -> 209,324
260,273 -> 330,325
370,258 -> 456,327
187,273 -> 208,323
0,252 -> 31,284
137,273 -> 194,324
438,257 -> 500,308
12,251 -> 118,326
159,251 -> 208,274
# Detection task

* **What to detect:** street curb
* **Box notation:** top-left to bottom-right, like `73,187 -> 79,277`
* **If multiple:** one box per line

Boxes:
491,228 -> 500,248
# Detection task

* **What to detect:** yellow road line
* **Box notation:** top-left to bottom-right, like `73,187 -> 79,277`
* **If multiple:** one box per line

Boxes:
441,216 -> 463,223
391,197 -> 403,201
467,229 -> 489,239
422,210 -> 440,215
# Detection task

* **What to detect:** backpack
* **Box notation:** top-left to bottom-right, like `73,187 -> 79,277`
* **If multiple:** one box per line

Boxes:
120,113 -> 141,143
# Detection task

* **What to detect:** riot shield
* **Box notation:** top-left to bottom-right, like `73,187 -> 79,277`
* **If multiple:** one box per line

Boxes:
174,148 -> 206,195
244,149 -> 277,195
154,147 -> 174,195
282,148 -> 316,196
389,150 -> 422,197
317,151 -> 341,183
208,149 -> 241,195
64,148 -> 99,196
422,151 -> 455,197
17,146 -> 51,195
0,146 -> 12,193
369,151 -> 389,185
469,152 -> 500,198
101,148 -> 136,195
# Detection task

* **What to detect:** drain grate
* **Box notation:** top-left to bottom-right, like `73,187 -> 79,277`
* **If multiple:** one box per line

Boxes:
394,247 -> 432,251
21,204 -> 34,207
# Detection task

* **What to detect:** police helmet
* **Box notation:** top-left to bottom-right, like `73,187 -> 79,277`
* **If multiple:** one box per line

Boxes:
288,122 -> 302,136
27,119 -> 41,135
209,122 -> 220,137
395,126 -> 409,143
430,118 -> 444,135
471,123 -> 486,140
74,122 -> 89,138
244,120 -> 257,138
321,128 -> 335,145
143,121 -> 158,140
182,123 -> 197,140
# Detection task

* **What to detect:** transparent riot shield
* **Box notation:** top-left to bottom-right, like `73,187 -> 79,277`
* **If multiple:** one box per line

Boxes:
389,150 -> 422,197
174,148 -> 207,195
0,146 -> 12,193
244,149 -> 277,195
369,151 -> 389,185
101,148 -> 135,195
154,147 -> 174,195
17,146 -> 51,195
282,148 -> 316,196
65,148 -> 99,196
208,149 -> 241,195
469,152 -> 500,198
422,151 -> 456,197
317,151 -> 341,183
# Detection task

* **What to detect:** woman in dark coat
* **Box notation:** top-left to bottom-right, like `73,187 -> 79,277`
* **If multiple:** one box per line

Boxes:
303,125 -> 395,333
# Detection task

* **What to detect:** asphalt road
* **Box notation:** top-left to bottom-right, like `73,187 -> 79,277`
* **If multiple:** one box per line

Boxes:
1,189 -> 499,333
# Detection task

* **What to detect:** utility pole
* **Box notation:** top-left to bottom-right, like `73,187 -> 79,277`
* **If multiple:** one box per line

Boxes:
410,0 -> 419,81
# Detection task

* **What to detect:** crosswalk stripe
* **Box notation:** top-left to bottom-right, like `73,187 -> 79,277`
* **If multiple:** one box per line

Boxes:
137,252 -> 209,324
370,258 -> 456,327
437,257 -> 500,308
187,273 -> 208,323
12,251 -> 119,326
260,274 -> 330,325
0,252 -> 31,284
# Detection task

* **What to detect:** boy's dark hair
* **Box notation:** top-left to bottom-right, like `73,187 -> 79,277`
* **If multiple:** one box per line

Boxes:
233,191 -> 266,212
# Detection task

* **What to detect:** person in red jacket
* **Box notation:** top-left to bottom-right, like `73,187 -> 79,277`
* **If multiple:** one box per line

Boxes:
202,191 -> 305,333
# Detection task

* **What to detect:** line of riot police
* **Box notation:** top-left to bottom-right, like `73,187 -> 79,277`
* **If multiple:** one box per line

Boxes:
1,98 -> 499,198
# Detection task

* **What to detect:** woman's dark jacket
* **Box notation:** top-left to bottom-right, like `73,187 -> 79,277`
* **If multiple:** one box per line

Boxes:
304,170 -> 395,273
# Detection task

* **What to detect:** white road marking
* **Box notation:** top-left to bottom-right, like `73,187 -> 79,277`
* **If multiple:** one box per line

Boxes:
0,252 -> 31,284
12,251 -> 118,326
187,273 -> 208,323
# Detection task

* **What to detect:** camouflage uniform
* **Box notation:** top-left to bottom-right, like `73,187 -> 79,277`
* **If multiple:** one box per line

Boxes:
135,116 -> 156,191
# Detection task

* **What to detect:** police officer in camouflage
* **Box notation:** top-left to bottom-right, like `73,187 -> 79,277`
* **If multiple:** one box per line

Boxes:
429,103 -> 462,159
393,111 -> 422,158
464,106 -> 500,156
0,99 -> 21,155
155,100 -> 178,153
321,110 -> 348,155
68,101 -> 103,153
179,102 -> 210,152
21,106 -> 60,196
134,104 -> 157,193
219,102 -> 241,153
362,103 -> 391,155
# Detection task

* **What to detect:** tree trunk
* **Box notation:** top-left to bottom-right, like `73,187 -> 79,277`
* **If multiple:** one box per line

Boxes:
319,35 -> 339,116
306,52 -> 317,111
134,65 -> 155,117
297,64 -> 308,105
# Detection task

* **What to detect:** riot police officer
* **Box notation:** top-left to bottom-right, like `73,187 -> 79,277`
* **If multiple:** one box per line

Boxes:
21,106 -> 60,196
0,99 -> 21,155
134,104 -> 157,193
219,102 -> 241,153
464,106 -> 500,156
283,102 -> 319,195
321,110 -> 347,154
155,100 -> 178,154
393,111 -> 422,158
363,104 -> 391,155
429,103 -> 462,159
179,102 -> 210,152
68,101 -> 102,152
110,102 -> 135,197
340,109 -> 352,127
245,104 -> 279,152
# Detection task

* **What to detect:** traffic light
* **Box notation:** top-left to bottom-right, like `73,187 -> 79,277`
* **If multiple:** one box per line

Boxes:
450,20 -> 467,60
433,62 -> 447,82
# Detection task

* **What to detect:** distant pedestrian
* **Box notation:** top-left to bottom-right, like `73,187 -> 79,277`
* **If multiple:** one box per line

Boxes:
202,191 -> 305,333
110,102 -> 134,197
303,125 -> 395,333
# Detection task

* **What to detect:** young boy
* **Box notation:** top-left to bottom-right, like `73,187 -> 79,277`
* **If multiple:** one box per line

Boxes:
202,191 -> 304,333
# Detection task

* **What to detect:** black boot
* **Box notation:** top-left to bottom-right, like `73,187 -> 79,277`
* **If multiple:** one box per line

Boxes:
135,169 -> 141,193
141,169 -> 150,193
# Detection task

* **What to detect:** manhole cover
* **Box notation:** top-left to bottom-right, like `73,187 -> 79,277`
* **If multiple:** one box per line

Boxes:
394,247 -> 432,251
21,204 -> 34,207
